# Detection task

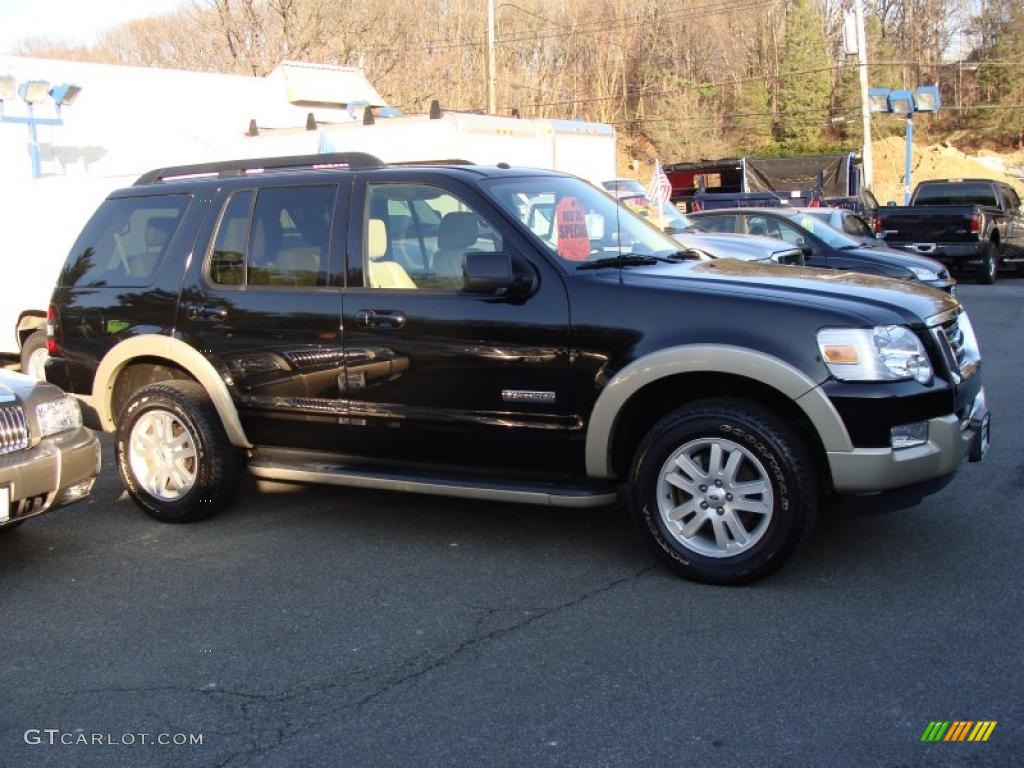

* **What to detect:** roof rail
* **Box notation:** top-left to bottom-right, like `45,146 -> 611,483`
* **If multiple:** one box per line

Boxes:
134,152 -> 385,186
389,159 -> 474,167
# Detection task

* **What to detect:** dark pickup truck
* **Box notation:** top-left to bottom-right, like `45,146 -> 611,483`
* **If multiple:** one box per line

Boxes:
876,179 -> 1024,284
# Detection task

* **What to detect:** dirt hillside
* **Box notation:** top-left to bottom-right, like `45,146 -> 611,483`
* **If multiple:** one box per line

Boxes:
871,137 -> 1024,204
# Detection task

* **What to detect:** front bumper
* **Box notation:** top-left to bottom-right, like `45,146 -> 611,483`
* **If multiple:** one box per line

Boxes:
0,426 -> 101,526
827,387 -> 988,494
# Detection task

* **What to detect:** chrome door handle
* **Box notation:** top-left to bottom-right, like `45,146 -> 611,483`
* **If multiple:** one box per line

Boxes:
185,303 -> 228,321
356,310 -> 405,329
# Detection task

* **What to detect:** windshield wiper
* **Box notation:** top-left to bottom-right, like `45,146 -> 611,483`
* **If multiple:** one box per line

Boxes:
576,253 -> 690,270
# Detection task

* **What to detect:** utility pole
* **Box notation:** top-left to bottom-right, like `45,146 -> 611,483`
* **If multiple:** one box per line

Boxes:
854,0 -> 873,190
486,0 -> 497,114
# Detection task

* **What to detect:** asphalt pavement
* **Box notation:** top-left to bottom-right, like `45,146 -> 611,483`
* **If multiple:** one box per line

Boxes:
2,280 -> 1022,768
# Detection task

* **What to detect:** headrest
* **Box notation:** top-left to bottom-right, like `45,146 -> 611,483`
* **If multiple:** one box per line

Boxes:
145,217 -> 177,248
367,218 -> 387,261
438,212 -> 478,250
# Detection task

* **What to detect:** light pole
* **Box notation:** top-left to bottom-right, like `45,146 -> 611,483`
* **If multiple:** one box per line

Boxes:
0,77 -> 81,179
868,85 -> 941,204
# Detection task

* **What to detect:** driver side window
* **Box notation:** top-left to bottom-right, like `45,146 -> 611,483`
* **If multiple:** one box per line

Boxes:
363,184 -> 501,291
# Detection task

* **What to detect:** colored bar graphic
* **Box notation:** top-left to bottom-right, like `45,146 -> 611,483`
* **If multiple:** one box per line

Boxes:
922,720 -> 996,742
921,721 -> 950,741
944,721 -> 972,741
968,721 -> 997,742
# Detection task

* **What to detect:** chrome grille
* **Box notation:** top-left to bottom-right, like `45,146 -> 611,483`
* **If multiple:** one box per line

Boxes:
0,405 -> 29,455
942,317 -> 967,369
931,310 -> 980,380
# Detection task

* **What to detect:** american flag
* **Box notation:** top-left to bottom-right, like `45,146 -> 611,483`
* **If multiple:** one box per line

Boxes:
646,159 -> 672,205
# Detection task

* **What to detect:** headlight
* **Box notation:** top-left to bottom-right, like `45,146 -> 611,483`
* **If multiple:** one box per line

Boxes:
908,266 -> 939,281
36,395 -> 82,437
817,326 -> 932,384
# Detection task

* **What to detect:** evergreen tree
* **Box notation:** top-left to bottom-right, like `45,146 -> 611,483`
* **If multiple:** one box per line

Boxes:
732,77 -> 774,151
777,0 -> 832,152
830,64 -> 860,144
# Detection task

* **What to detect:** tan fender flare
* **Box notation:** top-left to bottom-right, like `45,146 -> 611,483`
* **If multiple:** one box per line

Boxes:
88,334 -> 252,448
584,344 -> 852,479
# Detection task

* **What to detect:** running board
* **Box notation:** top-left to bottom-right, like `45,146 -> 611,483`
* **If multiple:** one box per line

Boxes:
247,458 -> 618,508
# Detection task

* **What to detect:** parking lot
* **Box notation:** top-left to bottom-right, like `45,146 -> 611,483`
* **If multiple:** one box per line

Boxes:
1,280 -> 1021,768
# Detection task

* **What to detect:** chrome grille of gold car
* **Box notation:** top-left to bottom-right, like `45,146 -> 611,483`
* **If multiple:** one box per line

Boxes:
0,405 -> 29,455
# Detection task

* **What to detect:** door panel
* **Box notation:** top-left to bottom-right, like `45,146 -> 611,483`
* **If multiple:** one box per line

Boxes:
339,175 -> 572,471
176,182 -> 348,450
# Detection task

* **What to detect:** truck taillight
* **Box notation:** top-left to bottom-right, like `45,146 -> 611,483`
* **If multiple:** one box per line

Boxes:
46,305 -> 60,355
872,214 -> 882,234
969,213 -> 980,233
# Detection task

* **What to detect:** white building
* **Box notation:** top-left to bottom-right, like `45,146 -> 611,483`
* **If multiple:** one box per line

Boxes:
0,56 -> 387,181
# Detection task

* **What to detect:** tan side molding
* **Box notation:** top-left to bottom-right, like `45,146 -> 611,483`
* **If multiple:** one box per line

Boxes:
92,334 -> 252,448
584,344 -> 852,479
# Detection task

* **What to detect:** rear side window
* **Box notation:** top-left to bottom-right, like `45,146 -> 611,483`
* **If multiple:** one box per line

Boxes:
207,186 -> 336,288
692,214 -> 736,233
61,195 -> 189,287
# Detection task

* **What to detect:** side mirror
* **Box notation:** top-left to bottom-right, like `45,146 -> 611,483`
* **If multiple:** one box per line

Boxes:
463,252 -> 533,297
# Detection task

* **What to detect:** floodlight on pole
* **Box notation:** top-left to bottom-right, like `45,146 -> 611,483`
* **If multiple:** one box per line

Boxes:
0,76 -> 81,178
868,85 -> 941,204
868,88 -> 892,114
49,83 -> 81,108
18,80 -> 51,104
887,89 -> 915,115
913,85 -> 941,113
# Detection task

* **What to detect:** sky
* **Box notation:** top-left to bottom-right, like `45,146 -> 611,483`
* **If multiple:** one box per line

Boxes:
0,0 -> 186,53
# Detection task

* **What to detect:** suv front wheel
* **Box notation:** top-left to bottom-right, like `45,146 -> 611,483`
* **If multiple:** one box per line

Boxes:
630,399 -> 817,584
116,381 -> 243,523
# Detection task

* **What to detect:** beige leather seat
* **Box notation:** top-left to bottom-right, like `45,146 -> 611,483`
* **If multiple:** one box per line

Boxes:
433,212 -> 478,278
367,219 -> 417,289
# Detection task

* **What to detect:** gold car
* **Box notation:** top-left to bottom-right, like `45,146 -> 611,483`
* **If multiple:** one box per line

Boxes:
0,369 -> 100,532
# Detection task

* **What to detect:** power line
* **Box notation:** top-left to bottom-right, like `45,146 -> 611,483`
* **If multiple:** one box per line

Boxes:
354,0 -> 778,55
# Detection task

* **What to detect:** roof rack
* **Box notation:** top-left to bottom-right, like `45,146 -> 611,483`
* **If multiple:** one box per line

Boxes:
389,159 -> 474,167
134,152 -> 385,186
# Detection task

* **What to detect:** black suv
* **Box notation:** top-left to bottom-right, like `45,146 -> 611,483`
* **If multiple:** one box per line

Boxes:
46,154 -> 990,584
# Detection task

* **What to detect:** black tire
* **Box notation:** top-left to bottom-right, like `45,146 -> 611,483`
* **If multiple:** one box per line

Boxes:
19,329 -> 48,381
629,398 -> 818,585
975,242 -> 997,284
116,381 -> 243,523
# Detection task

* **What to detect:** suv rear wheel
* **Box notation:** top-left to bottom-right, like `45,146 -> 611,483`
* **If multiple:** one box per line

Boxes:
20,330 -> 49,381
629,399 -> 817,584
116,381 -> 243,523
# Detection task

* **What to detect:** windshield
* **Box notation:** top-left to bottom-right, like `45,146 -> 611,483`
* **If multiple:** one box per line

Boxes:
483,176 -> 688,265
780,212 -> 861,249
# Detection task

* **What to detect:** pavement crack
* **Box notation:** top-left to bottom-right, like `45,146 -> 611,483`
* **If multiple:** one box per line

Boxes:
348,563 -> 658,711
